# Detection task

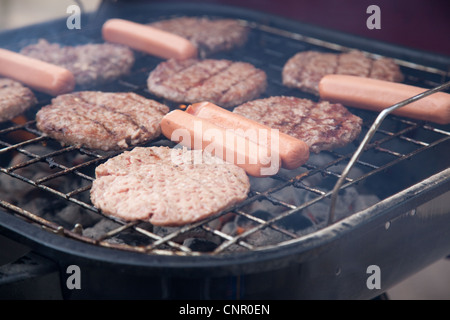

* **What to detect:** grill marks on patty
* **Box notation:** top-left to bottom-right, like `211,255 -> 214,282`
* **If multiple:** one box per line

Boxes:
282,50 -> 404,95
36,92 -> 169,151
90,146 -> 251,226
147,58 -> 267,108
0,78 -> 37,122
233,96 -> 363,153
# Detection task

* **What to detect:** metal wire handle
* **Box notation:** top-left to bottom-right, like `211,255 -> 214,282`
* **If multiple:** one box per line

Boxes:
327,80 -> 450,225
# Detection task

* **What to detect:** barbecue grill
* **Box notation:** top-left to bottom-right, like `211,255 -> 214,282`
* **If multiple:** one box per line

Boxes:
1,2 -> 449,300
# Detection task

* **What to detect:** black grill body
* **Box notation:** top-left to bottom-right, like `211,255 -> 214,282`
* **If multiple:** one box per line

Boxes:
0,2 -> 449,299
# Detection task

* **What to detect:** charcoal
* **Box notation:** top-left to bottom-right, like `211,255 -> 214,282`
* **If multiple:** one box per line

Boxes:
183,238 -> 218,252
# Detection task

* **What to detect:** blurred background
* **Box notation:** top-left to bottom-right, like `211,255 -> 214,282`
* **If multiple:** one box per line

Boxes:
0,0 -> 100,30
0,0 -> 448,55
0,0 -> 449,300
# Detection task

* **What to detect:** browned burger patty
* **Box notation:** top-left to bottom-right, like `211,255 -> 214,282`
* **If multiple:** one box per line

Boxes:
90,146 -> 251,226
36,91 -> 169,151
20,39 -> 135,87
0,78 -> 37,122
149,16 -> 249,57
233,96 -> 363,153
147,58 -> 267,108
282,50 -> 404,95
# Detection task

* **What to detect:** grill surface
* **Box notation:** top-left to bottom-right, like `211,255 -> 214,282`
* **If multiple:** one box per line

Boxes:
1,4 -> 450,256
0,3 -> 450,299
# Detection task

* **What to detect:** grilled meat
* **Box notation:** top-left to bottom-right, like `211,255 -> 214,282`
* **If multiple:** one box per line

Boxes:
0,78 -> 37,122
147,58 -> 267,108
20,39 -> 135,88
149,16 -> 249,57
91,146 -> 251,226
282,50 -> 404,95
36,91 -> 169,151
233,96 -> 363,153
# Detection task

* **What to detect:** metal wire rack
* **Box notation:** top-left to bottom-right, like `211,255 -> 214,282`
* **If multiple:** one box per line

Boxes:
1,17 -> 449,257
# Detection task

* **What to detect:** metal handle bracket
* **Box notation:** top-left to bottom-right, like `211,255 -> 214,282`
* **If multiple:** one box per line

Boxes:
328,80 -> 450,225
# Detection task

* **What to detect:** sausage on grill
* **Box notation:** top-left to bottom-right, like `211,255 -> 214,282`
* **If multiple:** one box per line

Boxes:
102,19 -> 198,59
319,74 -> 450,125
161,109 -> 281,177
0,48 -> 75,96
186,101 -> 310,170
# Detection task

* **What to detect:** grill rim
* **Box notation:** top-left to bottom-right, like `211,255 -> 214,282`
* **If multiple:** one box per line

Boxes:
1,2 -> 450,276
1,166 -> 449,277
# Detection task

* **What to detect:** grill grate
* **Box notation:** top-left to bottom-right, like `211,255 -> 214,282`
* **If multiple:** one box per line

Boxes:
1,17 -> 449,256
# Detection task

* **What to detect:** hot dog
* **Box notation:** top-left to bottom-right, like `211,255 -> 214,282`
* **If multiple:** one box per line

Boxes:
0,48 -> 75,96
102,19 -> 198,60
186,101 -> 310,170
160,110 -> 281,177
319,74 -> 450,125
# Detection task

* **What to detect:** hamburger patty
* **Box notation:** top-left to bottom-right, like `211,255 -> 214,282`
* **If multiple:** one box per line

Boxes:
0,78 -> 37,122
282,50 -> 404,95
36,91 -> 169,151
149,16 -> 249,57
90,146 -> 251,226
20,39 -> 135,87
233,96 -> 363,153
147,58 -> 267,108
